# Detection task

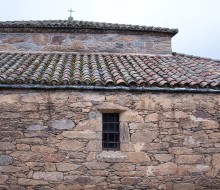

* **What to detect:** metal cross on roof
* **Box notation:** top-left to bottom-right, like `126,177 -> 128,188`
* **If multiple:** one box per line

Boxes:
68,8 -> 75,17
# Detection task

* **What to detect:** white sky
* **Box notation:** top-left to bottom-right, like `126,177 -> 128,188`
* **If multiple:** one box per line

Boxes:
0,0 -> 219,59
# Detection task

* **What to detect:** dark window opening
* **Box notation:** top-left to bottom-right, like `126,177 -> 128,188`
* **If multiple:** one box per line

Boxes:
102,113 -> 120,151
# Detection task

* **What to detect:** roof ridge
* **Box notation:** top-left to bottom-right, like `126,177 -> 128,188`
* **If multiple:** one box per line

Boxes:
0,51 -> 173,57
0,20 -> 178,35
173,52 -> 220,63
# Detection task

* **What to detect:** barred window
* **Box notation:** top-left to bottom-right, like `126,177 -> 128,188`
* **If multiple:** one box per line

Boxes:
102,113 -> 120,151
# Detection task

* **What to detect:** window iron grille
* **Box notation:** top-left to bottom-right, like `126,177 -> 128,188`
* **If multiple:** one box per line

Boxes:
102,113 -> 120,151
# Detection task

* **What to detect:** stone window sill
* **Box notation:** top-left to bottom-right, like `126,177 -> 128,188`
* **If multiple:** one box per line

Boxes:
96,151 -> 127,162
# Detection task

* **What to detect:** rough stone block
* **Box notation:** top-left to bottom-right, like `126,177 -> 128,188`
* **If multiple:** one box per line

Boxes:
32,34 -> 49,45
154,154 -> 174,162
48,119 -> 75,130
120,110 -> 144,122
126,152 -> 151,162
83,94 -> 105,102
213,154 -> 220,169
0,155 -> 13,166
0,142 -> 15,150
0,166 -> 29,173
169,147 -> 193,155
27,124 -> 48,131
96,151 -> 127,163
83,162 -> 110,170
121,177 -> 141,185
131,129 -> 158,143
86,140 -> 102,152
33,172 -> 63,181
163,111 -> 188,119
31,145 -> 56,153
112,163 -> 135,171
146,162 -> 178,176
159,121 -> 179,128
10,151 -> 43,162
57,140 -> 86,151
200,120 -> 219,129
56,163 -> 80,171
145,113 -> 159,122
18,178 -> 49,186
0,175 -> 8,185
176,155 -> 204,164
62,130 -> 97,139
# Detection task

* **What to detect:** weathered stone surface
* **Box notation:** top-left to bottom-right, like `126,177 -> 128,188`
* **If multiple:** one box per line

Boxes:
145,113 -> 159,122
32,34 -> 49,45
0,166 -> 29,173
0,33 -> 172,54
121,177 -> 141,185
154,154 -> 174,162
0,142 -> 15,150
83,162 -> 110,170
0,175 -> 8,185
173,183 -> 197,190
208,133 -> 220,139
0,44 -> 17,51
2,37 -> 26,44
16,138 -> 44,145
213,154 -> 220,169
86,140 -> 102,151
14,42 -> 39,50
120,110 -> 144,122
43,154 -> 66,162
163,111 -> 188,119
96,102 -> 127,112
146,162 -> 178,176
83,94 -> 105,102
45,162 -> 56,172
31,146 -> 56,153
48,119 -> 75,130
142,142 -> 169,151
21,93 -> 47,103
112,163 -> 135,171
131,129 -> 158,143
169,147 -> 193,155
176,155 -> 204,164
159,121 -> 179,128
0,155 -> 13,166
33,172 -> 63,181
64,176 -> 105,185
56,163 -> 80,171
0,90 -> 219,189
27,124 -> 48,131
62,130 -> 96,139
18,178 -> 49,186
51,35 -> 66,45
57,140 -> 86,151
74,119 -> 98,131
96,151 -> 127,162
10,151 -> 43,162
126,152 -> 151,162
200,120 -> 219,129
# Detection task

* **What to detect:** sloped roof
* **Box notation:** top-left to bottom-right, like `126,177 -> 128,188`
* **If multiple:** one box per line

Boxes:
0,52 -> 219,90
0,20 -> 178,36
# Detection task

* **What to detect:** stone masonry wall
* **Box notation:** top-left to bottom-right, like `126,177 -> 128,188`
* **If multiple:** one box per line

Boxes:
0,90 -> 219,190
0,33 -> 172,54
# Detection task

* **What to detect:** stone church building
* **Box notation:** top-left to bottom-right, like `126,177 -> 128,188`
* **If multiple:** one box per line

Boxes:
0,19 -> 219,190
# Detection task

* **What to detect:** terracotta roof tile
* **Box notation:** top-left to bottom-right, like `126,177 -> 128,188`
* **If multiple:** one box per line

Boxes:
0,52 -> 219,89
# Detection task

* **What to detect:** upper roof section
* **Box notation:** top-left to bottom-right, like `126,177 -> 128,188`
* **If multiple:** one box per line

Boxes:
0,20 -> 178,36
0,52 -> 219,90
